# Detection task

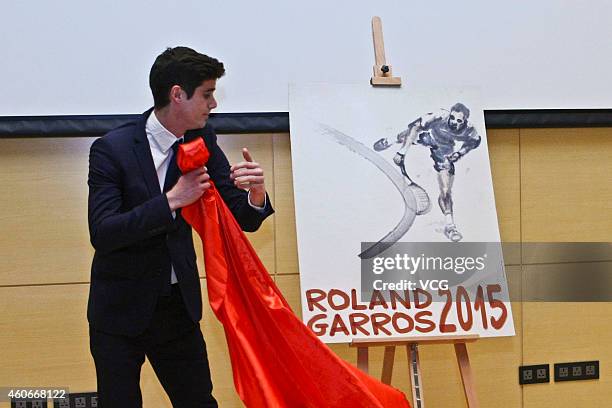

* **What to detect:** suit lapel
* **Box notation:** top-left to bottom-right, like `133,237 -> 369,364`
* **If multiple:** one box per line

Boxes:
131,111 -> 207,199
133,109 -> 162,197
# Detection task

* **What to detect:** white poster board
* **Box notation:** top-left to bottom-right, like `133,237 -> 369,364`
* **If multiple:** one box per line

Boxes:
289,83 -> 514,343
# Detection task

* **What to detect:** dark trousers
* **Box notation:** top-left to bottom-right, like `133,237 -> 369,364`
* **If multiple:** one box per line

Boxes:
90,285 -> 218,408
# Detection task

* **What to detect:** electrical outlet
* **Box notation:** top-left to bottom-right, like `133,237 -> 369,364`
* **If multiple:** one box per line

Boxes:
536,368 -> 547,380
555,361 -> 599,382
519,364 -> 550,384
52,398 -> 69,408
11,401 -> 47,408
586,363 -> 597,377
523,369 -> 533,381
69,392 -> 98,408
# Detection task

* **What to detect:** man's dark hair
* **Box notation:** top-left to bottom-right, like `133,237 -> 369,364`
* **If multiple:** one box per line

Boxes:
450,102 -> 470,119
149,47 -> 225,109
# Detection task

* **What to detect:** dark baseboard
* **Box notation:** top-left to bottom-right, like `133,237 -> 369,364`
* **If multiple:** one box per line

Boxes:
1,109 -> 611,138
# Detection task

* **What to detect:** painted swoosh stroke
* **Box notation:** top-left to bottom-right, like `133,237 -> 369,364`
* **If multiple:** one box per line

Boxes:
318,124 -> 418,259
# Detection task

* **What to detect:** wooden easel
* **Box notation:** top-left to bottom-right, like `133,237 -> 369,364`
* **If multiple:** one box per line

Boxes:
370,16 -> 401,87
350,335 -> 480,408
364,17 -> 480,407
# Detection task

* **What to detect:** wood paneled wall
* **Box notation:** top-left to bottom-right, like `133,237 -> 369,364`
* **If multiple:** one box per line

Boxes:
0,127 -> 610,407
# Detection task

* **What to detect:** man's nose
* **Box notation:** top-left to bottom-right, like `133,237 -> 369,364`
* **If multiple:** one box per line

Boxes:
209,97 -> 218,109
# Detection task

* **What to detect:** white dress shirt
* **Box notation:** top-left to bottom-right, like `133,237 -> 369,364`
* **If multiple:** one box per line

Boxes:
145,111 -> 183,284
145,111 -> 265,285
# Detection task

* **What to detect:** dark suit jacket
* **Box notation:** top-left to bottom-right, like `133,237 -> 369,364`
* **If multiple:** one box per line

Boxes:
87,109 -> 274,336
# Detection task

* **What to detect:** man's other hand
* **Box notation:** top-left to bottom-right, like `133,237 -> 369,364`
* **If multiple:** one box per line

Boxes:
230,148 -> 266,207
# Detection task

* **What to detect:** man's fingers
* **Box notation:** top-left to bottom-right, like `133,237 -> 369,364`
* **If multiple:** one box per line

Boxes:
187,166 -> 207,176
234,175 -> 265,187
230,161 -> 260,172
231,167 -> 263,178
236,175 -> 264,183
231,150 -> 265,189
242,147 -> 253,162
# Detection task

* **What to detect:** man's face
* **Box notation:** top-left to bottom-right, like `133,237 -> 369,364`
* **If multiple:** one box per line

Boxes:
179,79 -> 218,130
448,110 -> 466,132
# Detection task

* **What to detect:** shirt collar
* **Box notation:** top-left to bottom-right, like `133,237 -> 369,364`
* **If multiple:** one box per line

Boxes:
145,111 -> 184,154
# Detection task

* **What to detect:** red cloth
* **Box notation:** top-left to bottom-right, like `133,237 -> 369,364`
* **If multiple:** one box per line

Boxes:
178,138 -> 411,408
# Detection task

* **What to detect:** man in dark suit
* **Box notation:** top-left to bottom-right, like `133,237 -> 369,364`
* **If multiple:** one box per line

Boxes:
87,46 -> 274,407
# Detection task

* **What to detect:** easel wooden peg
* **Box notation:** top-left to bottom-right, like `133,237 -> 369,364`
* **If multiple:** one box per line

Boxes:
350,334 -> 481,408
370,16 -> 401,87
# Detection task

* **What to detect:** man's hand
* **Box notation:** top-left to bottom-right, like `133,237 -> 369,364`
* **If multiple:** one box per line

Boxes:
396,129 -> 409,144
230,148 -> 266,207
417,131 -> 437,148
447,151 -> 462,163
393,152 -> 405,166
166,167 -> 211,211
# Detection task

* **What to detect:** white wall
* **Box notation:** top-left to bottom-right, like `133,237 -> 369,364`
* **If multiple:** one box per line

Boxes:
1,0 -> 611,115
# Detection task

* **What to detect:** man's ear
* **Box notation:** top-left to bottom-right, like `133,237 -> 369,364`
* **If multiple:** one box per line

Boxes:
169,85 -> 183,103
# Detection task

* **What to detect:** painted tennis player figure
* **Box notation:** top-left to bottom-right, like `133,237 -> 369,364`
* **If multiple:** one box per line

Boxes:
375,102 -> 481,242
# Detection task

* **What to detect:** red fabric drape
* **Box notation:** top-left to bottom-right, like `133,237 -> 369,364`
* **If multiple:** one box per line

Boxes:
178,139 -> 410,408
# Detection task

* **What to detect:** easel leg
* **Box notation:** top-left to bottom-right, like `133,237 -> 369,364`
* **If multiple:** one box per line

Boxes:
357,346 -> 369,374
381,346 -> 395,384
454,342 -> 479,408
406,344 -> 424,408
